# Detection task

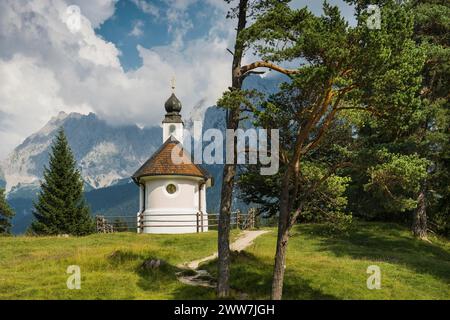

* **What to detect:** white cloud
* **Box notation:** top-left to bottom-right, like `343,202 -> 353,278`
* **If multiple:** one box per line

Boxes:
0,54 -> 92,152
70,0 -> 117,28
0,0 -> 357,162
0,0 -> 234,160
129,20 -> 144,37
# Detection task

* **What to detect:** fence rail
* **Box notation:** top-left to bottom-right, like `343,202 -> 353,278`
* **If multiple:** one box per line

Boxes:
95,209 -> 256,233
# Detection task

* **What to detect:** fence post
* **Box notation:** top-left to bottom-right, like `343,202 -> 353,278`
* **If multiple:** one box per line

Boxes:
236,210 -> 241,230
96,216 -> 101,233
137,212 -> 143,233
251,210 -> 255,229
248,208 -> 256,229
96,215 -> 106,233
196,211 -> 200,233
200,211 -> 204,232
137,213 -> 140,233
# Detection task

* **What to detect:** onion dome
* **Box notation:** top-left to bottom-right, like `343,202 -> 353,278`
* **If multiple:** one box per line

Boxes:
164,93 -> 182,114
163,93 -> 183,123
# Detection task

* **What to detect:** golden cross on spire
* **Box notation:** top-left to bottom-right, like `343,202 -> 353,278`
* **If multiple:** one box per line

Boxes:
170,76 -> 176,93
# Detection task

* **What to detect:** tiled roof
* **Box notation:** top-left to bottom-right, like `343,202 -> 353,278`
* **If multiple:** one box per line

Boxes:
132,138 -> 210,182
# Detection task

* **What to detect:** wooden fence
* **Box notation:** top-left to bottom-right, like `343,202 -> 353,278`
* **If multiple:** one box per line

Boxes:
95,209 -> 257,233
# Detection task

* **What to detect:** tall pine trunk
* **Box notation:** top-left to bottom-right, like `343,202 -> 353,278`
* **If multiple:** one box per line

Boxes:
412,182 -> 428,239
217,110 -> 240,296
217,162 -> 236,296
217,0 -> 248,297
271,215 -> 290,300
271,165 -> 293,300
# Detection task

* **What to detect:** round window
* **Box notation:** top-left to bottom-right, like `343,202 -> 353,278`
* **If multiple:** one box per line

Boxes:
166,183 -> 177,194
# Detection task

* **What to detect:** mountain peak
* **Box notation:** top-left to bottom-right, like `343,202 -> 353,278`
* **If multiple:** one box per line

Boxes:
47,110 -> 67,124
1,111 -> 162,192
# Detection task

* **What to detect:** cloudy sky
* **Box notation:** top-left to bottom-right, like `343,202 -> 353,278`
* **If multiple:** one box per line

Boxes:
0,0 -> 355,159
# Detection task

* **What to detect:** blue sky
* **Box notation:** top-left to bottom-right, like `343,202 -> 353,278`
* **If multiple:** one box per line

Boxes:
97,0 -> 355,71
0,0 -> 355,159
97,0 -> 220,71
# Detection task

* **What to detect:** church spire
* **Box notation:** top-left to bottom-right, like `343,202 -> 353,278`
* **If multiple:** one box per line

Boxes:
164,76 -> 182,116
162,76 -> 183,142
171,76 -> 176,93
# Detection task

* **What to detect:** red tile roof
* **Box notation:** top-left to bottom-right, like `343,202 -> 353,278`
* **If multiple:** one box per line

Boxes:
132,138 -> 210,182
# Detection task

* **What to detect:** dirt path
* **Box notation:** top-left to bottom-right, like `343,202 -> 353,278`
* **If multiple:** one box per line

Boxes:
176,230 -> 269,288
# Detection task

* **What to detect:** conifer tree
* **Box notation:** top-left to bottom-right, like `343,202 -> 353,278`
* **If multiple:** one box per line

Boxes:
31,128 -> 94,236
0,189 -> 15,234
238,0 -> 425,299
345,0 -> 449,238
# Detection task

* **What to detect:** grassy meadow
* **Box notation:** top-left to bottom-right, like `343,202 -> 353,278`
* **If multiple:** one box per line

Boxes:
0,222 -> 449,300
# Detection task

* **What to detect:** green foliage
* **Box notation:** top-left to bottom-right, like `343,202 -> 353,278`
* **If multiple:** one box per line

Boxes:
238,85 -> 354,231
228,0 -> 448,237
343,0 -> 449,235
413,0 -> 450,236
0,189 -> 15,234
321,211 -> 354,235
364,151 -> 429,213
217,89 -> 263,113
31,128 -> 94,236
239,160 -> 353,226
236,0 -> 423,230
297,162 -> 352,220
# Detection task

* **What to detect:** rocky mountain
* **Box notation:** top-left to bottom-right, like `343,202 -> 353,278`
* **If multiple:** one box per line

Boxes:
1,112 -> 162,192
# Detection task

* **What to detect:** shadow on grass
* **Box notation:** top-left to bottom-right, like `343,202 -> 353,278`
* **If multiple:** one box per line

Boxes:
298,222 -> 450,283
201,251 -> 337,300
131,248 -> 336,300
124,252 -> 217,299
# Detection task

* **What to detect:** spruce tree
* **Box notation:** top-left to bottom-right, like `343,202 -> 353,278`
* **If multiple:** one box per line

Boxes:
31,128 -> 94,236
0,189 -> 15,234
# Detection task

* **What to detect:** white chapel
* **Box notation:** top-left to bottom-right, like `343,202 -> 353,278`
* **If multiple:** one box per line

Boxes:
132,87 -> 212,234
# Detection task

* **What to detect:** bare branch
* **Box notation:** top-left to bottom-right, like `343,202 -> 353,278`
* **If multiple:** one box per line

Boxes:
240,61 -> 299,76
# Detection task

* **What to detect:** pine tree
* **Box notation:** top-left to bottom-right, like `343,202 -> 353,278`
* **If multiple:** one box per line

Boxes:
345,0 -> 449,238
411,0 -> 450,238
0,189 -> 15,234
31,128 -> 94,236
239,0 -> 425,299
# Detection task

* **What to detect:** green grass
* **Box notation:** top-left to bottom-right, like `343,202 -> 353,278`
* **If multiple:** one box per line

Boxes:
0,222 -> 449,300
203,222 -> 450,299
0,231 -> 232,299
